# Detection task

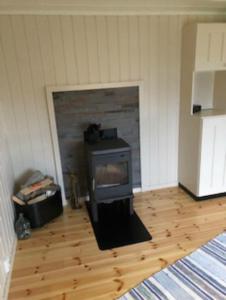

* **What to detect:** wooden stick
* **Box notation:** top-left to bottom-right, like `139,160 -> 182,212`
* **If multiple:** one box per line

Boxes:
12,196 -> 25,206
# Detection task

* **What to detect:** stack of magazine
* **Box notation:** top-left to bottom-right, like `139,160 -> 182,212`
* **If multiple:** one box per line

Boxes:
12,171 -> 59,206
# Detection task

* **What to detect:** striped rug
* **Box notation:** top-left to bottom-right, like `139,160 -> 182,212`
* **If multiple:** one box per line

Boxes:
119,232 -> 226,300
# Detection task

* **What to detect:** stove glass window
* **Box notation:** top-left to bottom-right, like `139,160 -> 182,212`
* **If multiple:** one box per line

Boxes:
95,162 -> 128,188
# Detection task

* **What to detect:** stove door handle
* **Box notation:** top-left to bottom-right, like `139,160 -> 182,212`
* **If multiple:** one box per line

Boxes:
92,178 -> 95,191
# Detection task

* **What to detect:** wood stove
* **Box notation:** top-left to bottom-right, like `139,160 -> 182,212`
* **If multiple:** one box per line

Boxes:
85,135 -> 134,222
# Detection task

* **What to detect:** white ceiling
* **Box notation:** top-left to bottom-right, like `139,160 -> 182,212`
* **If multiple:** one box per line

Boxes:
0,0 -> 226,15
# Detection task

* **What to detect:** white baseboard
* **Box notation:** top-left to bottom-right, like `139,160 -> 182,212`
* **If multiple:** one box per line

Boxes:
3,237 -> 17,300
141,182 -> 178,192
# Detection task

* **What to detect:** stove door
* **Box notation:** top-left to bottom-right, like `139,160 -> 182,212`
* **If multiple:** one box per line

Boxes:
92,151 -> 132,201
95,161 -> 128,188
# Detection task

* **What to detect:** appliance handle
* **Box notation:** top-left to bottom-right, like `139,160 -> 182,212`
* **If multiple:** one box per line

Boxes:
92,178 -> 95,191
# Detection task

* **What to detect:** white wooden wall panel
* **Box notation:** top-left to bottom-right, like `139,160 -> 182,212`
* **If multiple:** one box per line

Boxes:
96,16 -> 110,83
107,16 -> 120,82
61,16 -> 78,85
118,16 -> 129,81
36,16 -> 57,177
138,16 -> 150,189
167,16 -> 181,183
49,16 -> 67,85
0,15 -> 226,190
158,16 -> 168,185
23,16 -> 50,176
128,16 -> 139,81
0,104 -> 16,300
72,16 -> 89,84
85,16 -> 100,84
148,16 -> 158,185
0,16 -> 31,176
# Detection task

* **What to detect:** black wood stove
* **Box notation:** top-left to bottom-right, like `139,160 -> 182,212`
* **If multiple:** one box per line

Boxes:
85,129 -> 134,222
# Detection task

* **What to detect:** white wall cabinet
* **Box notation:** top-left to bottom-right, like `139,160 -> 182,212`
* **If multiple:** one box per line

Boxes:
195,24 -> 226,71
199,116 -> 226,196
179,22 -> 226,198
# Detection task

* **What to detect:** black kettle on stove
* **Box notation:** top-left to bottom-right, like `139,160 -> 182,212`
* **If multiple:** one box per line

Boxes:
84,123 -> 101,144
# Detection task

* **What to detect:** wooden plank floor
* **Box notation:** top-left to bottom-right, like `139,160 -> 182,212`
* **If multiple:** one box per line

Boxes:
8,187 -> 226,300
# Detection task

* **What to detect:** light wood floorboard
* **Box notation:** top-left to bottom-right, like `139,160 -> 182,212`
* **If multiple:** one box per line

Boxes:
8,187 -> 226,300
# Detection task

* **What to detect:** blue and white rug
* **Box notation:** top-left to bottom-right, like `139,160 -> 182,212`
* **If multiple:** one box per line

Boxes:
119,232 -> 226,300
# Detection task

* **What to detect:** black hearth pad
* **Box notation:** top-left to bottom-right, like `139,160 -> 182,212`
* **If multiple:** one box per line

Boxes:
86,201 -> 152,250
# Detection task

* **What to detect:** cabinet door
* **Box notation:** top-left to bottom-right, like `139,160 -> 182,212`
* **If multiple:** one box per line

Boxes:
199,116 -> 226,196
195,24 -> 226,71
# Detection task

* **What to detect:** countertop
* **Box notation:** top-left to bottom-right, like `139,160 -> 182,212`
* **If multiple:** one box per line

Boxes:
193,109 -> 226,118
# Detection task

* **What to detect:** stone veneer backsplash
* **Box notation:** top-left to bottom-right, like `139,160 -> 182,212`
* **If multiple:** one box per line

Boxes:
53,86 -> 141,198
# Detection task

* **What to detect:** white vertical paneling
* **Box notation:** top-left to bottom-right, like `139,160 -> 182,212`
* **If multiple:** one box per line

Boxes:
0,104 -> 16,300
11,16 -> 41,171
23,16 -> 49,175
85,16 -> 100,83
149,16 -> 159,186
118,16 -> 130,81
139,16 -> 151,189
60,16 -> 78,85
36,15 -> 57,177
167,15 -> 181,183
72,16 -> 89,84
107,16 -> 120,82
128,16 -> 140,80
158,16 -> 169,184
1,14 -> 226,190
0,32 -> 20,177
0,16 -> 32,176
36,16 -> 56,85
96,16 -> 110,83
48,16 -> 67,85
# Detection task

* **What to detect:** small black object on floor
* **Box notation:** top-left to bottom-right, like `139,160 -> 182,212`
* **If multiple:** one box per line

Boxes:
87,200 -> 152,250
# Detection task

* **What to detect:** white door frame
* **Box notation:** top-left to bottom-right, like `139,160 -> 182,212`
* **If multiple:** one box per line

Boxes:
46,81 -> 145,203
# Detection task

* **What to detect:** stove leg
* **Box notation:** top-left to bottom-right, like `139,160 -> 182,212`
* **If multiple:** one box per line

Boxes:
91,202 -> 98,222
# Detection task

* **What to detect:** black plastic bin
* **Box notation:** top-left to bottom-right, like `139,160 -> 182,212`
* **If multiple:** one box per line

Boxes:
14,189 -> 63,228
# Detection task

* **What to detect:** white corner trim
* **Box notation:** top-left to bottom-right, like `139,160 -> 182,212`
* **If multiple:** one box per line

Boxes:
142,182 -> 179,192
46,86 -> 66,204
46,81 -> 145,204
3,237 -> 17,300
